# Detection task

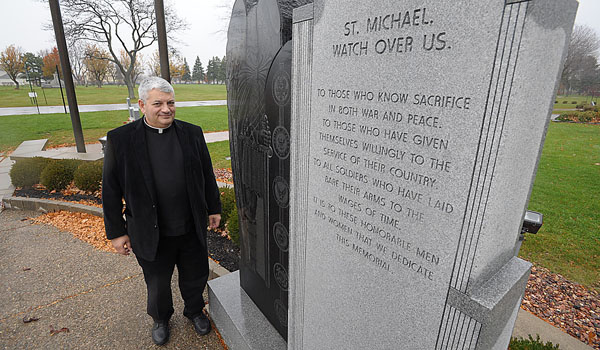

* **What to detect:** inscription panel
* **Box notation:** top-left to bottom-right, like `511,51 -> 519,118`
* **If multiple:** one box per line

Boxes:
297,1 -> 534,349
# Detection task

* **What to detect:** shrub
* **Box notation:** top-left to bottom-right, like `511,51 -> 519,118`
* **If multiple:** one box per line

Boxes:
576,104 -> 583,109
554,100 -> 558,104
219,187 -> 236,230
509,335 -> 560,349
227,205 -> 240,247
63,159 -> 84,173
74,160 -> 103,193
9,157 -> 49,188
40,160 -> 76,191
556,111 -> 600,123
571,101 -> 577,104
580,111 -> 594,122
562,100 -> 568,104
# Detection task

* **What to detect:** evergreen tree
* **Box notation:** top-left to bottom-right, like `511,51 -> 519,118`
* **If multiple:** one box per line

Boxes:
207,56 -> 221,84
22,52 -> 44,86
192,56 -> 205,83
206,57 -> 214,84
217,55 -> 227,84
182,58 -> 191,82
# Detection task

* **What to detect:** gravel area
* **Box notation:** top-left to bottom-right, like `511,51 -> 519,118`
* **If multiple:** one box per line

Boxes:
522,264 -> 599,349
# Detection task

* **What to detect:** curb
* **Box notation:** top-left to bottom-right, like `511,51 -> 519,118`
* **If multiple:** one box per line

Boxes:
1,196 -> 232,281
2,196 -> 103,216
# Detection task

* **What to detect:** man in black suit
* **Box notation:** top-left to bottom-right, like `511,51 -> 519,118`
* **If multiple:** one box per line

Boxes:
102,76 -> 222,345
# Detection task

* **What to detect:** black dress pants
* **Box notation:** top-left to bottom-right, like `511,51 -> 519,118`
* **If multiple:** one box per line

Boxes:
135,232 -> 209,322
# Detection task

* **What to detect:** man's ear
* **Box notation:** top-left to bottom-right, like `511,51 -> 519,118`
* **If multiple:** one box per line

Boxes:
138,99 -> 145,115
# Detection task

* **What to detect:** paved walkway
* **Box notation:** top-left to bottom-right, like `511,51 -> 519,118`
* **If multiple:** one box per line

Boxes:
0,209 -> 226,350
0,100 -> 227,116
0,209 -> 594,349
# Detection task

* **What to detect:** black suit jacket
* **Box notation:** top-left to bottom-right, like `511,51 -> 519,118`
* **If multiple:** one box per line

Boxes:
102,118 -> 222,261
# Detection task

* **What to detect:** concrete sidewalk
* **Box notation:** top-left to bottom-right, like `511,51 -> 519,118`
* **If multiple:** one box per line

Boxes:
0,209 -> 226,350
0,100 -> 227,116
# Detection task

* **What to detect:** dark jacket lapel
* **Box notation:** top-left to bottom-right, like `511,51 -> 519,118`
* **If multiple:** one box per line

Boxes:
132,119 -> 157,203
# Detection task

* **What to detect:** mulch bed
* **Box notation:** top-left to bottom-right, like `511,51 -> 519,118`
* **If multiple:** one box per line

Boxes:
15,186 -> 102,207
207,229 -> 239,272
522,264 -> 599,349
28,210 -> 241,273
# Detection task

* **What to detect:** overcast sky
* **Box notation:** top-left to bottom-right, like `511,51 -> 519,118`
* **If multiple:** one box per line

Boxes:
0,0 -> 234,69
0,0 -> 598,71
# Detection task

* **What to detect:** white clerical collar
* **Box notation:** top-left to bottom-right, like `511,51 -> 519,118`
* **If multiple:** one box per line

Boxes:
143,117 -> 173,134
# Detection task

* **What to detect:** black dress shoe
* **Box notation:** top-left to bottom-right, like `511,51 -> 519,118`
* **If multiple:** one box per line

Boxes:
192,312 -> 211,336
151,320 -> 169,345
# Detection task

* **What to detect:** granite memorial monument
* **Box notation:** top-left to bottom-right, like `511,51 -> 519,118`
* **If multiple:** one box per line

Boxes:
289,1 -> 577,349
209,0 -> 311,347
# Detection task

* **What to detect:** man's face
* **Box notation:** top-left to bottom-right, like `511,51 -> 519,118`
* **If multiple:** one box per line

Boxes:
139,89 -> 175,128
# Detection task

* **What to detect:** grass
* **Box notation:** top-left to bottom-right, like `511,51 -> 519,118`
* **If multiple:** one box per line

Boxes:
0,84 -> 226,107
553,95 -> 598,109
206,141 -> 231,169
0,105 -> 228,153
509,335 -> 560,349
520,122 -> 600,290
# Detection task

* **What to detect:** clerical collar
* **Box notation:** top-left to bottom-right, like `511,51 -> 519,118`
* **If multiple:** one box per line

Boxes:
143,117 -> 173,134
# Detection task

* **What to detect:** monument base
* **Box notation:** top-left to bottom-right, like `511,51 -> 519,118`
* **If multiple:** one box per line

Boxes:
208,271 -> 287,350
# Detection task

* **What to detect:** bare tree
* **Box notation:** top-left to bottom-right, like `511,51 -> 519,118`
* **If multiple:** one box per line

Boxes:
169,54 -> 185,83
69,41 -> 88,86
59,0 -> 185,99
561,25 -> 600,95
120,50 -> 144,86
149,48 -> 185,82
0,45 -> 25,89
149,50 -> 162,77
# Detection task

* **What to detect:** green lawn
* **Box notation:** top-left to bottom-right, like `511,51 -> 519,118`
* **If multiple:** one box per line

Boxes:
553,95 -> 598,109
206,141 -> 231,169
0,105 -> 228,153
0,84 -> 226,108
521,122 -> 600,290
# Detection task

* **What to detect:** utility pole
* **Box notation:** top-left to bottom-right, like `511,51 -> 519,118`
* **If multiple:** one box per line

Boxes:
49,0 -> 86,153
154,0 -> 171,83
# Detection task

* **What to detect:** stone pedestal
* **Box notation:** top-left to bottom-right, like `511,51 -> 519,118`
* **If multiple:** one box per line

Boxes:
208,271 -> 286,350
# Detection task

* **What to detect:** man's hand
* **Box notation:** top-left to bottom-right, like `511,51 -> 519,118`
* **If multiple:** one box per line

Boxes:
111,235 -> 131,255
209,214 -> 221,230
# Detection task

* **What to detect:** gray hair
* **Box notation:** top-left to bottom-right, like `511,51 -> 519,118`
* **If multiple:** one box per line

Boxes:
138,76 -> 175,102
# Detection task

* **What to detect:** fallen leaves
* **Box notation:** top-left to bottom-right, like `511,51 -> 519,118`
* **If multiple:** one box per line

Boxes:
31,211 -> 115,252
214,168 -> 233,184
49,325 -> 69,336
522,265 -> 600,349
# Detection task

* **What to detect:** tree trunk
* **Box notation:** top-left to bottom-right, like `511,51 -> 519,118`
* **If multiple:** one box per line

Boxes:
12,79 -> 19,89
124,74 -> 135,99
